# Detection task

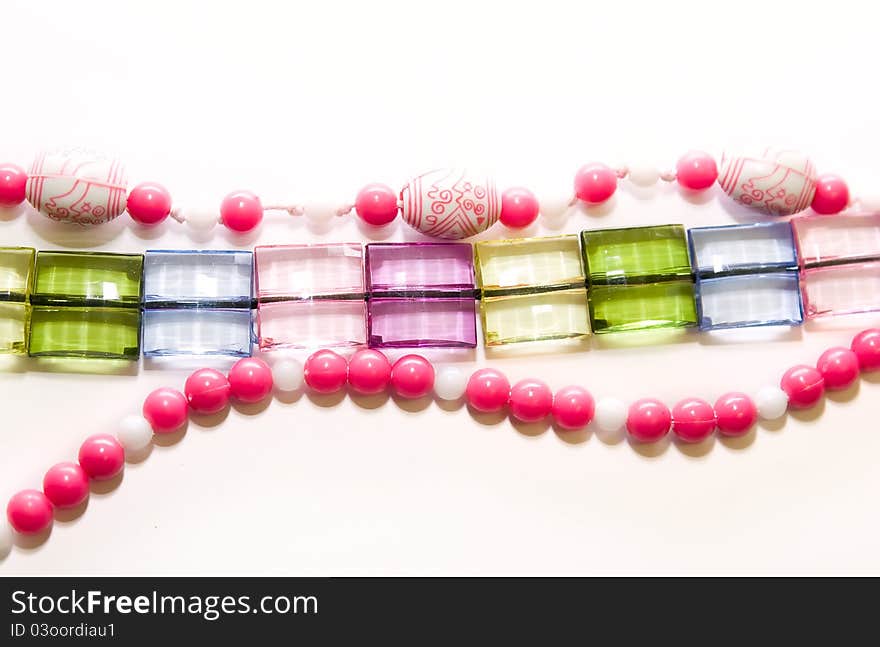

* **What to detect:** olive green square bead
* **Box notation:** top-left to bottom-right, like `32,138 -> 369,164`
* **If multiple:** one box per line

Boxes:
581,225 -> 697,334
28,251 -> 143,359
0,247 -> 35,354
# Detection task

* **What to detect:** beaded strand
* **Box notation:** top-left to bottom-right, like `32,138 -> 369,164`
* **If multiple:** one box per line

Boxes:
3,327 -> 879,555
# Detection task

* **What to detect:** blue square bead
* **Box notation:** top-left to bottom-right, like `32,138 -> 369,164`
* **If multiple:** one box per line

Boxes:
688,222 -> 803,330
142,250 -> 254,357
142,309 -> 253,358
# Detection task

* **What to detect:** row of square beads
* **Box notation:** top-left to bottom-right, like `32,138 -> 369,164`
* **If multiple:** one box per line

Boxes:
0,213 -> 877,358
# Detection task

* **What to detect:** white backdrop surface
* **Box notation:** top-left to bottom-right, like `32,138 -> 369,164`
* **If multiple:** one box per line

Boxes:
1,0 -> 879,575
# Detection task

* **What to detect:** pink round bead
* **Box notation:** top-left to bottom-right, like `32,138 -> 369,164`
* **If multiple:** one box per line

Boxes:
347,349 -> 392,395
143,387 -> 189,433
42,461 -> 89,509
781,365 -> 825,409
228,357 -> 274,403
390,354 -> 435,399
0,163 -> 27,208
220,190 -> 263,233
714,392 -> 757,437
675,151 -> 718,191
671,398 -> 716,443
78,434 -> 125,481
816,347 -> 859,390
574,162 -> 617,204
355,183 -> 399,226
7,489 -> 53,535
852,329 -> 880,371
126,181 -> 172,225
626,398 -> 671,443
304,350 -> 348,394
811,173 -> 849,215
551,385 -> 595,430
184,368 -> 231,414
508,379 -> 553,423
499,187 -> 540,228
466,368 -> 511,413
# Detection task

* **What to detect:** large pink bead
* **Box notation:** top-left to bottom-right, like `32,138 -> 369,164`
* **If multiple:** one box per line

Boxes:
7,489 -> 53,534
811,173 -> 849,215
852,329 -> 880,371
816,347 -> 859,390
671,398 -> 716,442
499,187 -> 540,228
26,148 -> 128,225
626,398 -> 671,442
0,163 -> 27,207
675,151 -> 718,191
718,149 -> 816,216
228,357 -> 274,402
304,350 -> 348,394
184,368 -> 231,414
78,434 -> 125,481
714,392 -> 756,437
400,169 -> 500,239
551,385 -> 594,430
574,162 -> 617,204
781,365 -> 825,409
355,183 -> 399,226
127,182 -> 172,225
143,387 -> 189,433
390,355 -> 435,399
220,190 -> 263,233
466,368 -> 510,413
347,349 -> 392,395
509,379 -> 553,423
42,462 -> 89,509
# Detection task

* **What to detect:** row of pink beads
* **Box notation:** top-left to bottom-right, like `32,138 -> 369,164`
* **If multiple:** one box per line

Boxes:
6,330 -> 880,542
0,152 -> 852,236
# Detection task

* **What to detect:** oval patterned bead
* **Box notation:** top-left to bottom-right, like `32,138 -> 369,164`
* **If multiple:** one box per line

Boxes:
400,169 -> 500,239
26,148 -> 128,225
718,148 -> 817,216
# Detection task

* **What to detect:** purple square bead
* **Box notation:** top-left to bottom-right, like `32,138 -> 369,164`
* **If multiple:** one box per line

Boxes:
365,243 -> 477,348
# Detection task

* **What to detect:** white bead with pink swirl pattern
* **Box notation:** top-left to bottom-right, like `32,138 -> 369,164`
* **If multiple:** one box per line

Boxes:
718,148 -> 817,217
25,147 -> 128,226
400,169 -> 500,239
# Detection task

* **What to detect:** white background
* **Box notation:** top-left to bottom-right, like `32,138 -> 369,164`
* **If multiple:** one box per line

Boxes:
1,0 -> 879,575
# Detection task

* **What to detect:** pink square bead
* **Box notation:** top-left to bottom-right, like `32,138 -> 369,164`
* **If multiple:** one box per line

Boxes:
255,244 -> 366,349
793,213 -> 880,318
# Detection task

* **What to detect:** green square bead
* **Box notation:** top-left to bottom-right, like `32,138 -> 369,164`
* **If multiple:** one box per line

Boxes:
28,251 -> 143,359
581,225 -> 697,334
29,307 -> 141,359
32,251 -> 143,307
0,247 -> 35,354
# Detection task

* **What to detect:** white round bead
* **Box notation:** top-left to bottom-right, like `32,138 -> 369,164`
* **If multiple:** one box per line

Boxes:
858,194 -> 880,213
117,414 -> 154,452
434,366 -> 468,400
273,358 -> 304,392
0,520 -> 12,558
755,386 -> 788,420
303,203 -> 336,226
627,163 -> 660,187
594,397 -> 627,432
183,207 -> 219,232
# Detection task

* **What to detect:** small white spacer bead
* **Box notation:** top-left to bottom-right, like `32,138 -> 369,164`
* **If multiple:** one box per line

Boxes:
594,397 -> 627,432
